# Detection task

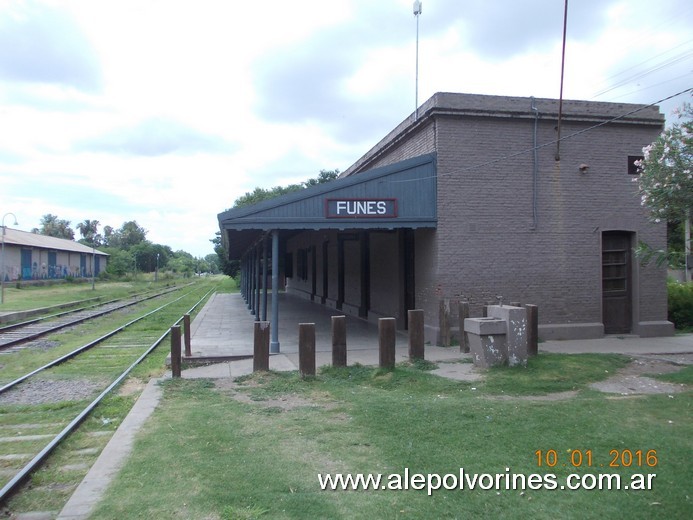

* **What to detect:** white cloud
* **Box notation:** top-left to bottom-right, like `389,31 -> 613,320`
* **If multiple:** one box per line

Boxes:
0,0 -> 691,257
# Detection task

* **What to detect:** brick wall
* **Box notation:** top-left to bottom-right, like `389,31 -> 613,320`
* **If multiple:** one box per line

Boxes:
342,95 -> 671,339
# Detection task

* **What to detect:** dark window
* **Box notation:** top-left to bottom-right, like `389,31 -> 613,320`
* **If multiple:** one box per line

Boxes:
296,249 -> 308,281
628,155 -> 643,175
284,253 -> 293,278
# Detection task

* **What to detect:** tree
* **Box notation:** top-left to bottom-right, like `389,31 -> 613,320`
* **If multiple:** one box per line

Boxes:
232,169 -> 339,208
216,170 -> 338,277
105,221 -> 148,249
76,219 -> 102,247
36,214 -> 75,240
636,102 -> 692,278
168,250 -> 196,277
102,225 -> 115,247
204,253 -> 220,274
212,231 -> 238,277
103,248 -> 132,277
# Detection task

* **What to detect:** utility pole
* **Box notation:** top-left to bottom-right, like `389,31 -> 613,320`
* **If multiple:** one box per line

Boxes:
413,1 -> 422,120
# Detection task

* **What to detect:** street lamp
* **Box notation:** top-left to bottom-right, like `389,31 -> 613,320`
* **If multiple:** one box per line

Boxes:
1,212 -> 19,304
413,1 -> 422,120
91,244 -> 96,291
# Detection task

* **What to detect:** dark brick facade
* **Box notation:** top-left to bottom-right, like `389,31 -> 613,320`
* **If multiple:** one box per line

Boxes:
224,92 -> 674,344
338,93 -> 673,340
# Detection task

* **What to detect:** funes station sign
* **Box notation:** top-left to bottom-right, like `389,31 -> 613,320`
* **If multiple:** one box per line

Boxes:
325,198 -> 398,219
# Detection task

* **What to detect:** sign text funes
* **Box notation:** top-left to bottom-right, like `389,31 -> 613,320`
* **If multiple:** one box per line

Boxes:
325,199 -> 398,219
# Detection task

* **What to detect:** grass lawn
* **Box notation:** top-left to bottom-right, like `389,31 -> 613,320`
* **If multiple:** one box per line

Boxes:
90,353 -> 692,520
0,279 -> 170,312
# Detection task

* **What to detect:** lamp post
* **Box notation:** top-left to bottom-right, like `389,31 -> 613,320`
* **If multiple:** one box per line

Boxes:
413,1 -> 422,120
91,244 -> 96,291
155,253 -> 159,282
1,212 -> 19,304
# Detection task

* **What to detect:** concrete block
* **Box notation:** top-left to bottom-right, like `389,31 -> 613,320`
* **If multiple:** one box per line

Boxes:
464,317 -> 507,368
464,317 -> 506,335
467,332 -> 507,368
487,305 -> 528,367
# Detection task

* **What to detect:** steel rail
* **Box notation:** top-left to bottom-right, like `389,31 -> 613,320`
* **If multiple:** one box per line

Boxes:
0,287 -> 216,504
0,287 -> 205,394
0,286 -> 185,350
0,284 -> 184,333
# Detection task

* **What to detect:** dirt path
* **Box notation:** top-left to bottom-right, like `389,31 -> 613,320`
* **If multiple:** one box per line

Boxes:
589,354 -> 691,396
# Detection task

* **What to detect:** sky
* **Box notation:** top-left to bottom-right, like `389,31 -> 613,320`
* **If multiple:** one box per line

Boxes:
0,0 -> 691,258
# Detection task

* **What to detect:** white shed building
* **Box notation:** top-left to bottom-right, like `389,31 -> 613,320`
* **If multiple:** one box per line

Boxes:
1,228 -> 108,282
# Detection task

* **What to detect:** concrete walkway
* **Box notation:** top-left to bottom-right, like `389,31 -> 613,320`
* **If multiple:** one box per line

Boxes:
58,292 -> 693,519
186,292 -> 411,359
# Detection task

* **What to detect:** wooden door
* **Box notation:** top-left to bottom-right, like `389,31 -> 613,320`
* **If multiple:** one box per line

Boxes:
21,249 -> 32,279
602,232 -> 632,334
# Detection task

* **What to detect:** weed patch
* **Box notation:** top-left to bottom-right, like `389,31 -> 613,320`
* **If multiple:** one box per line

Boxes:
93,360 -> 691,519
480,353 -> 631,395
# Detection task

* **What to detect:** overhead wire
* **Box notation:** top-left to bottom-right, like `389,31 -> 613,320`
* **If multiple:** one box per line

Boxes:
386,86 -> 692,184
592,48 -> 693,100
587,4 -> 693,103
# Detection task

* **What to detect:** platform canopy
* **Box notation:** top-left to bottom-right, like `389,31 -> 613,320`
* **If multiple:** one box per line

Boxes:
218,154 -> 437,259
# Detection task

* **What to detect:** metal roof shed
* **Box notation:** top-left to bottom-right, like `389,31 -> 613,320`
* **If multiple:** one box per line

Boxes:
218,153 -> 437,258
217,153 -> 437,352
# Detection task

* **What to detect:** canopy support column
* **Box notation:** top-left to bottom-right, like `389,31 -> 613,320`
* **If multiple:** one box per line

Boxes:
270,230 -> 280,353
261,235 -> 268,321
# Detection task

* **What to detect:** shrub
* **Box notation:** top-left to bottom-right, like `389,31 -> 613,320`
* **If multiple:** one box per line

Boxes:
668,280 -> 693,330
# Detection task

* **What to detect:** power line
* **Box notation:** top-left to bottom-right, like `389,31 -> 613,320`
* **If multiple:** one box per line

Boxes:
602,73 -> 693,102
592,47 -> 693,99
387,87 -> 692,184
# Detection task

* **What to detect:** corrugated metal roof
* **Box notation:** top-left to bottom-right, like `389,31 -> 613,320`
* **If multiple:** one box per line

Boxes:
1,228 -> 109,256
218,154 -> 437,258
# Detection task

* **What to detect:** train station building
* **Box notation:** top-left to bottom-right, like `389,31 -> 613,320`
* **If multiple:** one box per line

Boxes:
217,92 -> 674,348
0,227 -> 108,282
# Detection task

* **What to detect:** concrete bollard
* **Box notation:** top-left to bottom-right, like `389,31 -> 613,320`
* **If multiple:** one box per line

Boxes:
379,318 -> 396,369
253,321 -> 270,372
526,304 -> 539,356
331,315 -> 347,367
439,299 -> 451,346
299,323 -> 316,377
408,309 -> 425,360
170,325 -> 181,378
487,305 -> 528,367
459,302 -> 470,353
184,313 -> 192,357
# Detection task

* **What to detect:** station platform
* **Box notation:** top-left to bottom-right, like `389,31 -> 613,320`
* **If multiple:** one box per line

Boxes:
188,292 -> 417,359
179,291 -> 693,376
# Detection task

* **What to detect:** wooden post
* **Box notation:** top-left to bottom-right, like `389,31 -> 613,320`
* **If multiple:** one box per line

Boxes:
170,325 -> 181,378
526,304 -> 539,356
459,302 -> 470,353
439,299 -> 450,346
408,309 -> 424,360
331,315 -> 347,367
299,323 -> 316,377
379,318 -> 396,369
183,313 -> 192,357
253,321 -> 270,372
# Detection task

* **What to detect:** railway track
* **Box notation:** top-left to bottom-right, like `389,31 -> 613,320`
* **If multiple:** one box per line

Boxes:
0,285 -> 186,352
0,282 -> 216,513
